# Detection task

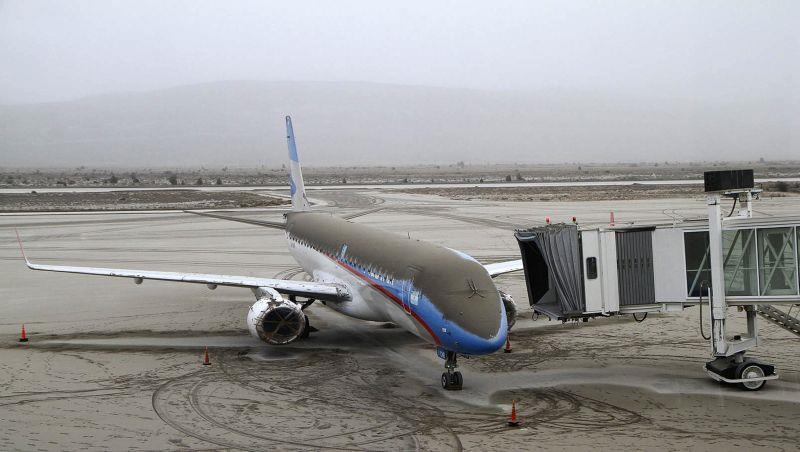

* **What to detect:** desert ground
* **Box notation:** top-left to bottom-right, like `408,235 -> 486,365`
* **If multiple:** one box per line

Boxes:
2,161 -> 799,189
1,187 -> 799,450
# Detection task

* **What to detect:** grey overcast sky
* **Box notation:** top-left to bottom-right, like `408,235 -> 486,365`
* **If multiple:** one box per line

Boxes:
1,1 -> 798,166
1,0 -> 798,104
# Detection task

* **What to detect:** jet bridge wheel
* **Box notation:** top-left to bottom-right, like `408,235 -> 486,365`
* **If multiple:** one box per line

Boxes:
738,364 -> 766,391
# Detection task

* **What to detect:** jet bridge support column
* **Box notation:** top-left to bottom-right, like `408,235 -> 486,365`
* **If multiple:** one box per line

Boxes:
707,194 -> 729,356
707,193 -> 759,357
703,182 -> 777,390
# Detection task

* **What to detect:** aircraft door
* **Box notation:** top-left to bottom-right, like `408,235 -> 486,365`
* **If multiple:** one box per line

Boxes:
402,266 -> 422,315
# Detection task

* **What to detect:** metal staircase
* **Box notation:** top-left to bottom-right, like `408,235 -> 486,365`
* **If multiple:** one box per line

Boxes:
757,305 -> 800,337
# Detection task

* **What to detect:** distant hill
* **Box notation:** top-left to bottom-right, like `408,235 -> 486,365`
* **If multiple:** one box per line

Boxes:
0,81 -> 795,167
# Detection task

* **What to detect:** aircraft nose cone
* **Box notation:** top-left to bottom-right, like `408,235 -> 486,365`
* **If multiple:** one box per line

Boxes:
438,298 -> 507,355
457,312 -> 507,355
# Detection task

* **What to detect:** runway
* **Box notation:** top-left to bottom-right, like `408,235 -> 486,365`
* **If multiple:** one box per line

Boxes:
1,189 -> 799,450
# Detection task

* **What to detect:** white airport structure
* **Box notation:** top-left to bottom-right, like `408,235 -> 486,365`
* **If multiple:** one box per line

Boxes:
517,170 -> 799,390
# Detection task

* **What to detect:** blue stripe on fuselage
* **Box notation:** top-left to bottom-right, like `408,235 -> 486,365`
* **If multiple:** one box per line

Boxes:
336,254 -> 506,355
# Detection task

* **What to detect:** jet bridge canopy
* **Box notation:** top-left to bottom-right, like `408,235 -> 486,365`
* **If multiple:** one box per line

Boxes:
515,224 -> 585,319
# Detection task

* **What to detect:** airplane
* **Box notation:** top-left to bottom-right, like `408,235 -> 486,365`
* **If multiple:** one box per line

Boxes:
16,116 -> 524,390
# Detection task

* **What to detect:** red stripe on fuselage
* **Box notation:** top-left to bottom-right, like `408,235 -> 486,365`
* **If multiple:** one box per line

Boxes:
323,253 -> 441,346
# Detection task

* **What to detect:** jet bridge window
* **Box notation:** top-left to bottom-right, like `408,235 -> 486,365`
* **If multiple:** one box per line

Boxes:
757,227 -> 797,296
685,231 -> 712,297
723,229 -> 759,296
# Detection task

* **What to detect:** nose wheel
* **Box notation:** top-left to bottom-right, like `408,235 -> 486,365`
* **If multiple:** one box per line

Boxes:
441,371 -> 463,390
440,350 -> 463,390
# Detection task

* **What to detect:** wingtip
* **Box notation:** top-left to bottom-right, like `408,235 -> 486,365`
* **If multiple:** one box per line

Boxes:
14,228 -> 30,265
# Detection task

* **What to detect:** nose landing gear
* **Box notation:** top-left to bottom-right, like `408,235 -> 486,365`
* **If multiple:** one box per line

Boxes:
441,350 -> 463,390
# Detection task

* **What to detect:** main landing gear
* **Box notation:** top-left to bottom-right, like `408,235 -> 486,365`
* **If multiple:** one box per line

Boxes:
441,350 -> 463,390
293,296 -> 317,339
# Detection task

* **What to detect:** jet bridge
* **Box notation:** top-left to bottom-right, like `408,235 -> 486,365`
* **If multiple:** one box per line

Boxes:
515,169 -> 799,390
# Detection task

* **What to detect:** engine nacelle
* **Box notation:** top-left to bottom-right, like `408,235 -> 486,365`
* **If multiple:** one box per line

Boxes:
247,287 -> 307,345
499,290 -> 517,331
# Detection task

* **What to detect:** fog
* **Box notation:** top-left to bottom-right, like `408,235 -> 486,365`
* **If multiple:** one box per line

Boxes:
1,1 -> 798,166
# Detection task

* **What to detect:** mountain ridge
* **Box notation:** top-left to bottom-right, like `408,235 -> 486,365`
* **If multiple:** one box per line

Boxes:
1,81 -> 794,167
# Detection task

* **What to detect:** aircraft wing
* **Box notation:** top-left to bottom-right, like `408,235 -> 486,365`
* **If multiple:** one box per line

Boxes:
483,259 -> 524,278
16,232 -> 346,302
23,261 -> 346,301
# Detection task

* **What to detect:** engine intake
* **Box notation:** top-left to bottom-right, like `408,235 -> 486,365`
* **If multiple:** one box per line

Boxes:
247,288 -> 307,345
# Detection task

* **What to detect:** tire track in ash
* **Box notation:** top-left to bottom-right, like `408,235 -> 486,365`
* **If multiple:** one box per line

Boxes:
490,387 -> 647,435
151,369 -> 264,452
184,371 -> 371,451
214,350 -> 424,450
150,348 -> 421,451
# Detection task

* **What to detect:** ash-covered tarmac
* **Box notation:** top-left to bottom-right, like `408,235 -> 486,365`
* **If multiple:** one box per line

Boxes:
1,190 -> 799,450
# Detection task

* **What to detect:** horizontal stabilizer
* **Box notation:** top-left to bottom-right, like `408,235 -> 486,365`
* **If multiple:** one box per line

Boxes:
184,210 -> 286,230
341,207 -> 385,220
484,259 -> 524,278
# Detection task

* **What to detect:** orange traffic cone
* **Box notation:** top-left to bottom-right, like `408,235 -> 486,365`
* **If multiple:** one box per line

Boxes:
202,346 -> 211,365
508,400 -> 520,427
504,337 -> 512,353
19,324 -> 28,343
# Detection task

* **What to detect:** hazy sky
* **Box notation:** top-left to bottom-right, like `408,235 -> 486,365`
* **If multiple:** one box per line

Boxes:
1,0 -> 798,104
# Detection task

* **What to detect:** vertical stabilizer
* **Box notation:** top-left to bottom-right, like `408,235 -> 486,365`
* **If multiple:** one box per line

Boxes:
286,116 -> 310,211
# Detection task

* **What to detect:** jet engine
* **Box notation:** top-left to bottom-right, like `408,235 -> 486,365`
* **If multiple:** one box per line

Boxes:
247,287 -> 308,345
499,290 -> 517,331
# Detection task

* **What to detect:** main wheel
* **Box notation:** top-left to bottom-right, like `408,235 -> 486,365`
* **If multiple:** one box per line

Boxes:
738,364 -> 766,391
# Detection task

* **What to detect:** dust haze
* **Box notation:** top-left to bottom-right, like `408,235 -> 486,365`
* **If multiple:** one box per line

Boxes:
1,1 -> 798,167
